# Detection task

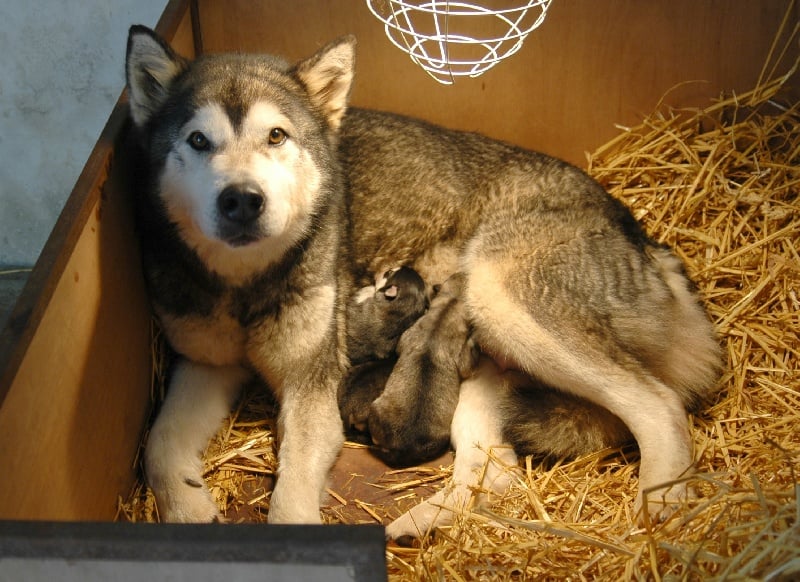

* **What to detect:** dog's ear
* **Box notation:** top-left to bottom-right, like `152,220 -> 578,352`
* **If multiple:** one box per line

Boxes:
294,36 -> 356,130
126,25 -> 188,128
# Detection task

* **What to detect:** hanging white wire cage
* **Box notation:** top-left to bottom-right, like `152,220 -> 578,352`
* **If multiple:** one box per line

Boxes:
366,0 -> 553,85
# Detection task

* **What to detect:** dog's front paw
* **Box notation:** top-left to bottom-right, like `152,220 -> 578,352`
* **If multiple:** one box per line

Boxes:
151,474 -> 223,523
267,481 -> 323,524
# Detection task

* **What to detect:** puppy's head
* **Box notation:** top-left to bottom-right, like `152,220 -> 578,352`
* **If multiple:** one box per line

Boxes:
374,266 -> 429,330
126,26 -> 355,281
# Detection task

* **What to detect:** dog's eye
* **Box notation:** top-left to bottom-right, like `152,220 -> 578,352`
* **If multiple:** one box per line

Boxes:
187,131 -> 211,151
268,128 -> 287,146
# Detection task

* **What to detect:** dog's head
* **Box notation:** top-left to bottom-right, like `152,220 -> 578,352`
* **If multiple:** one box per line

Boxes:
125,26 -> 355,281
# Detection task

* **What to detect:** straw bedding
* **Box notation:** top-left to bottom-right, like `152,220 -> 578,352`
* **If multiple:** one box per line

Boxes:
119,40 -> 799,581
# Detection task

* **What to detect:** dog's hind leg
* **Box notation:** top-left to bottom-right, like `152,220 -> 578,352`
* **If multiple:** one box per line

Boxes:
386,357 -> 518,541
464,256 -> 705,523
145,359 -> 248,522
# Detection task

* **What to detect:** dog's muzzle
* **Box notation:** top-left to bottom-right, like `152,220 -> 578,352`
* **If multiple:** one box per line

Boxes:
217,182 -> 266,246
218,182 -> 265,224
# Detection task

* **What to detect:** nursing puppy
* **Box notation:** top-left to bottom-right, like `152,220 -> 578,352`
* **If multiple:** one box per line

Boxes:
346,266 -> 429,365
125,26 -> 720,535
367,273 -> 479,466
340,266 -> 428,440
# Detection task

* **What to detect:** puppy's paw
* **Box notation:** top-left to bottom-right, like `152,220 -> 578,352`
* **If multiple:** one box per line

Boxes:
152,475 -> 223,523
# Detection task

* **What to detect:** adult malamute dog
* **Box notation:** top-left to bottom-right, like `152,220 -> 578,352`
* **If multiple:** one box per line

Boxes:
126,25 -> 720,537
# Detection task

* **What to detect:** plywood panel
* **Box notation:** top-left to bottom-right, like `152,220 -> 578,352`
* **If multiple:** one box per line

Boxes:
0,0 -> 193,521
195,0 -> 799,165
0,142 -> 152,521
169,0 -> 197,58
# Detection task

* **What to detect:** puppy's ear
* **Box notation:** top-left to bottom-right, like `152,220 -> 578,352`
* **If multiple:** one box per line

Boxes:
126,25 -> 187,128
294,35 -> 356,130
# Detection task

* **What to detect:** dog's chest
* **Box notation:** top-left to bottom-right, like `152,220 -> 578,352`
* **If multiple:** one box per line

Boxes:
158,302 -> 247,367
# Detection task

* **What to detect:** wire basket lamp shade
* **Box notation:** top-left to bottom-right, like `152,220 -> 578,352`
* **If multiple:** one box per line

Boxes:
366,0 -> 553,84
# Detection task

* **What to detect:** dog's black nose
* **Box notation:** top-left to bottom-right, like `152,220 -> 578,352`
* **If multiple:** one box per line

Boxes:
218,183 -> 265,224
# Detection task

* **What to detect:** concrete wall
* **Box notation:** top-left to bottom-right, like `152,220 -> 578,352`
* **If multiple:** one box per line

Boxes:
0,0 -> 166,267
